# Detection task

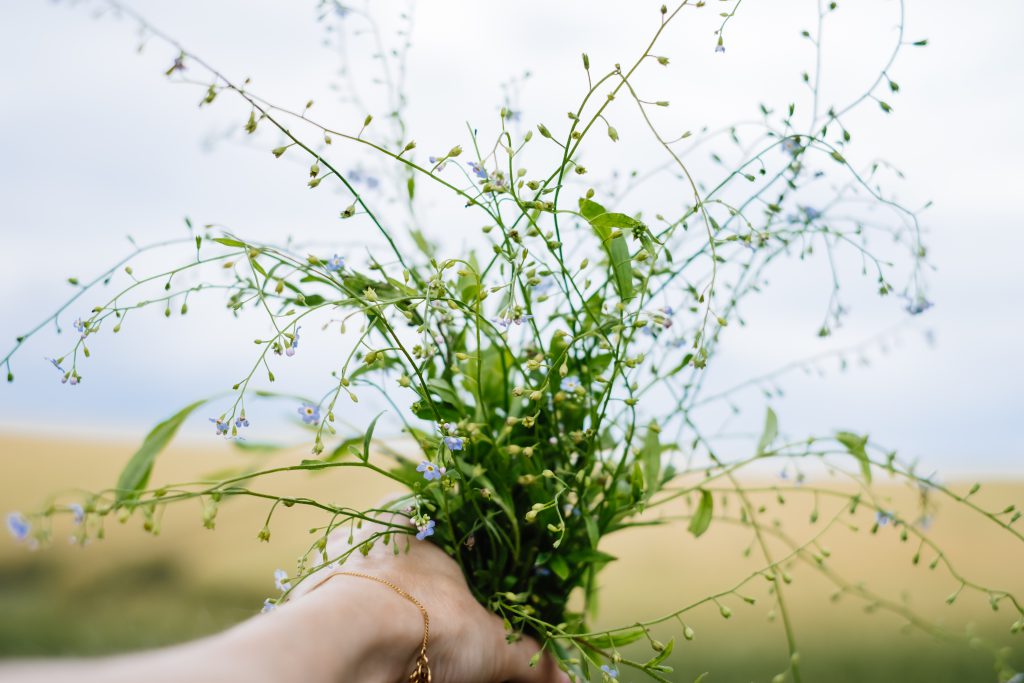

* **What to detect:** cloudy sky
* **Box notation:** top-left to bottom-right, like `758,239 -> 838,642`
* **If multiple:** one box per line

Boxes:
0,0 -> 1021,475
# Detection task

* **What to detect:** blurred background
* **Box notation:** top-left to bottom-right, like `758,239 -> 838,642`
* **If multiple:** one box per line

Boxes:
0,0 -> 1021,680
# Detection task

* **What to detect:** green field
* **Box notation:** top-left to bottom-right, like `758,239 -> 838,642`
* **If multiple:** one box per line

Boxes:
1,433 -> 1021,681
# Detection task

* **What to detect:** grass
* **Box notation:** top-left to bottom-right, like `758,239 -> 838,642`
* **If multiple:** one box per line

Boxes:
0,432 -> 1021,681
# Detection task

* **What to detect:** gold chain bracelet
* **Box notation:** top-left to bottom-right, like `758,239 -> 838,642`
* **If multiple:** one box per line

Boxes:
306,570 -> 431,683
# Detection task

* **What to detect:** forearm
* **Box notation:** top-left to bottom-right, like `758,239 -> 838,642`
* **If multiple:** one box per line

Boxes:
0,578 -> 420,683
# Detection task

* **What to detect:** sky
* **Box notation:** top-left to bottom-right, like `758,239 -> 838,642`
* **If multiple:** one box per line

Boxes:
0,0 -> 1021,475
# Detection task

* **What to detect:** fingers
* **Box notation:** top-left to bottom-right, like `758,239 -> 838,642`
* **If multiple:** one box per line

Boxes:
498,634 -> 571,683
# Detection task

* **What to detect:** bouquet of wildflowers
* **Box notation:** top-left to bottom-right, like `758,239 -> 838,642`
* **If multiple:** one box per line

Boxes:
5,1 -> 1023,681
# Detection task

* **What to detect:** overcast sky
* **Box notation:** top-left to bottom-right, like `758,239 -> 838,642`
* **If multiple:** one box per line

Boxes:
0,0 -> 1021,475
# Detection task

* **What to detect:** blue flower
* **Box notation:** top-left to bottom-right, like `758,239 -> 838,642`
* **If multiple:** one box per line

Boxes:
298,403 -> 321,425
285,327 -> 301,357
714,44 -> 726,54
415,519 -> 436,541
417,460 -> 446,481
235,416 -> 250,428
72,318 -> 86,335
467,161 -> 488,180
801,206 -> 822,221
6,512 -> 29,541
532,276 -> 557,295
781,136 -> 802,156
68,503 -> 85,525
600,664 -> 619,679
348,167 -> 379,189
905,297 -> 933,316
261,598 -> 277,613
274,568 -> 291,592
326,255 -> 345,272
443,435 -> 465,451
876,510 -> 894,526
210,417 -> 230,436
47,357 -> 65,373
561,376 -> 582,393
495,314 -> 533,330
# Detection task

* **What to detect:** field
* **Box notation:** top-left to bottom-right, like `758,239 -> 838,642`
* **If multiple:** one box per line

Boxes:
0,433 -> 1021,681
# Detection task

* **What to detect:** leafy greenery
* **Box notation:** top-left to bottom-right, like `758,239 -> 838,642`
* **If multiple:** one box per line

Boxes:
3,1 -> 1022,681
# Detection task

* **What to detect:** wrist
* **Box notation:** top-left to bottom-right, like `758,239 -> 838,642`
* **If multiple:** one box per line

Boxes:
211,571 -> 424,683
300,572 -> 426,683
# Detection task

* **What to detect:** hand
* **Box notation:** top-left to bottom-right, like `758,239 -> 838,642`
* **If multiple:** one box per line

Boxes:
288,515 -> 570,683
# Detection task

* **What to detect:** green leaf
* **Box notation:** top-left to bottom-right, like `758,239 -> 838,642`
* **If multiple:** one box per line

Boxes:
688,489 -> 714,538
579,198 -> 637,300
115,400 -> 207,504
836,431 -> 872,483
644,638 -> 675,667
426,378 -> 463,408
756,407 -> 778,455
641,422 -> 662,499
588,627 -> 647,648
584,514 -> 599,548
694,673 -> 710,683
548,555 -> 570,581
361,411 -> 387,463
212,237 -> 245,247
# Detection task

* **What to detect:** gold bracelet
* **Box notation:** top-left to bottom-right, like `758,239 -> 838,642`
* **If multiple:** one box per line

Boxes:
307,570 -> 431,683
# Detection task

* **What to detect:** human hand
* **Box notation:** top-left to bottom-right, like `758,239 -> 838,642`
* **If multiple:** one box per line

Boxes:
287,515 -> 570,683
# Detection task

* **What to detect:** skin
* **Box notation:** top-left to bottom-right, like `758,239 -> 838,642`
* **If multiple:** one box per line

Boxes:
0,518 -> 569,683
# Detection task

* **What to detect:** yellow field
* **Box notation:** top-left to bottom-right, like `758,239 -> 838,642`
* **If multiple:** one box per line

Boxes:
1,433 -> 1021,681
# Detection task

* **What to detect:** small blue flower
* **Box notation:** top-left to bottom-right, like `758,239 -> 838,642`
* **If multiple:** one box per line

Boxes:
417,460 -> 446,481
298,403 -> 321,425
326,254 -> 345,272
714,43 -> 726,54
274,568 -> 291,592
285,327 -> 301,357
532,276 -> 557,295
560,376 -> 582,393
210,417 -> 230,436
905,297 -> 933,316
467,161 -> 488,180
876,510 -> 894,526
801,206 -> 822,221
6,512 -> 29,541
600,664 -> 619,679
72,318 -> 86,335
495,314 -> 533,330
48,357 -> 65,373
261,598 -> 277,613
68,503 -> 85,525
415,519 -> 436,541
235,416 -> 250,429
444,435 -> 465,451
348,167 -> 379,189
781,136 -> 802,156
